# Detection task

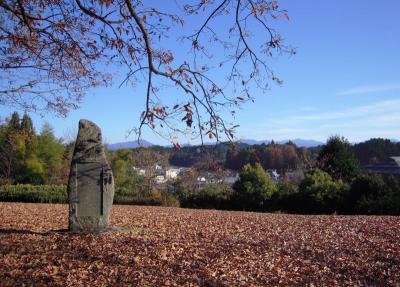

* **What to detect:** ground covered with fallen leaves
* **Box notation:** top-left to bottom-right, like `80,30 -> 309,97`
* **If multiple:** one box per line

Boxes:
0,203 -> 399,286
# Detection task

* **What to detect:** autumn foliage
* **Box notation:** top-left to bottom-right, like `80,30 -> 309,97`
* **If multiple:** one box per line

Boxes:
1,203 -> 399,286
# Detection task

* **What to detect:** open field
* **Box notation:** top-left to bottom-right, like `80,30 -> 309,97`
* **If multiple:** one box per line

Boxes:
0,203 -> 399,286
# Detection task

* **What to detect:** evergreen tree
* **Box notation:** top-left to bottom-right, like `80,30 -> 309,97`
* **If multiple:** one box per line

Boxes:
36,123 -> 64,183
0,113 -> 65,184
20,113 -> 36,157
317,136 -> 361,183
21,113 -> 35,135
0,113 -> 26,183
8,112 -> 21,130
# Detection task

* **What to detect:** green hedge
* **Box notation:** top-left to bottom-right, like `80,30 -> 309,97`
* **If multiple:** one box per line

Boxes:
179,184 -> 233,210
114,194 -> 180,207
0,184 -> 67,203
0,184 -> 180,207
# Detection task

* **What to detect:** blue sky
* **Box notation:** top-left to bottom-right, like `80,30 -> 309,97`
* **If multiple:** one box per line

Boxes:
1,0 -> 400,145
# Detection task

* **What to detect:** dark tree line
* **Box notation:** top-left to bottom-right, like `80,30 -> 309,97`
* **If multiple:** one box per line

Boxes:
353,138 -> 400,165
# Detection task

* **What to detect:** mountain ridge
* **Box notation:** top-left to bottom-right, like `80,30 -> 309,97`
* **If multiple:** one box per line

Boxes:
239,138 -> 324,147
107,140 -> 153,150
107,138 -> 325,150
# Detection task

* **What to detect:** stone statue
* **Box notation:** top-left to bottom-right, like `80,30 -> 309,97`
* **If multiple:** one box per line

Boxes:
67,119 -> 114,232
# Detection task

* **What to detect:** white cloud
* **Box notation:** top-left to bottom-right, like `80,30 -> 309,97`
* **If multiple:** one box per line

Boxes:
319,113 -> 400,129
337,84 -> 400,96
257,99 -> 400,141
290,99 -> 400,122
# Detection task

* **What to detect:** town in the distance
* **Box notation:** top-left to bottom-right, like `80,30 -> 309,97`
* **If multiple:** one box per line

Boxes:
2,111 -> 399,215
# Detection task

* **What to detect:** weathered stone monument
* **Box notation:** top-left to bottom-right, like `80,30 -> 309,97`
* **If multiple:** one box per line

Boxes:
67,119 -> 114,232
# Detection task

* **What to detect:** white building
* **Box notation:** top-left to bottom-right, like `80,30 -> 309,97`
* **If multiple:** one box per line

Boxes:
165,168 -> 180,179
155,175 -> 166,184
267,169 -> 280,181
285,170 -> 304,183
133,167 -> 146,176
224,172 -> 239,184
391,156 -> 400,166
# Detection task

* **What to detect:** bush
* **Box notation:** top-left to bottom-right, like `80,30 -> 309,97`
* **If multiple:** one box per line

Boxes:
270,181 -> 299,212
297,169 -> 347,213
114,188 -> 180,207
114,172 -> 150,197
348,174 -> 400,215
179,184 -> 233,210
0,184 -> 180,207
0,184 -> 67,203
232,163 -> 277,211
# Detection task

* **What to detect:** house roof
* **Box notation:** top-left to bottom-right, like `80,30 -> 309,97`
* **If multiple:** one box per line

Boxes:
390,156 -> 400,167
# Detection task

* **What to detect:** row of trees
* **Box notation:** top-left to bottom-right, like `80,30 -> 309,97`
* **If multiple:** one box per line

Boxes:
353,138 -> 400,165
180,168 -> 400,216
108,136 -> 400,177
0,112 -> 169,192
179,136 -> 400,215
225,143 -> 306,172
1,112 -> 399,214
109,148 -> 151,197
0,112 -> 69,185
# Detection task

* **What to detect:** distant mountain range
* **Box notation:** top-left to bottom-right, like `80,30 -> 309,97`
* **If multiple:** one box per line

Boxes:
108,138 -> 325,150
107,140 -> 153,150
239,138 -> 324,147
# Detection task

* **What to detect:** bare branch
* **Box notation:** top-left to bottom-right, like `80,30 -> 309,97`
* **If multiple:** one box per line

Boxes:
0,0 -> 293,145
